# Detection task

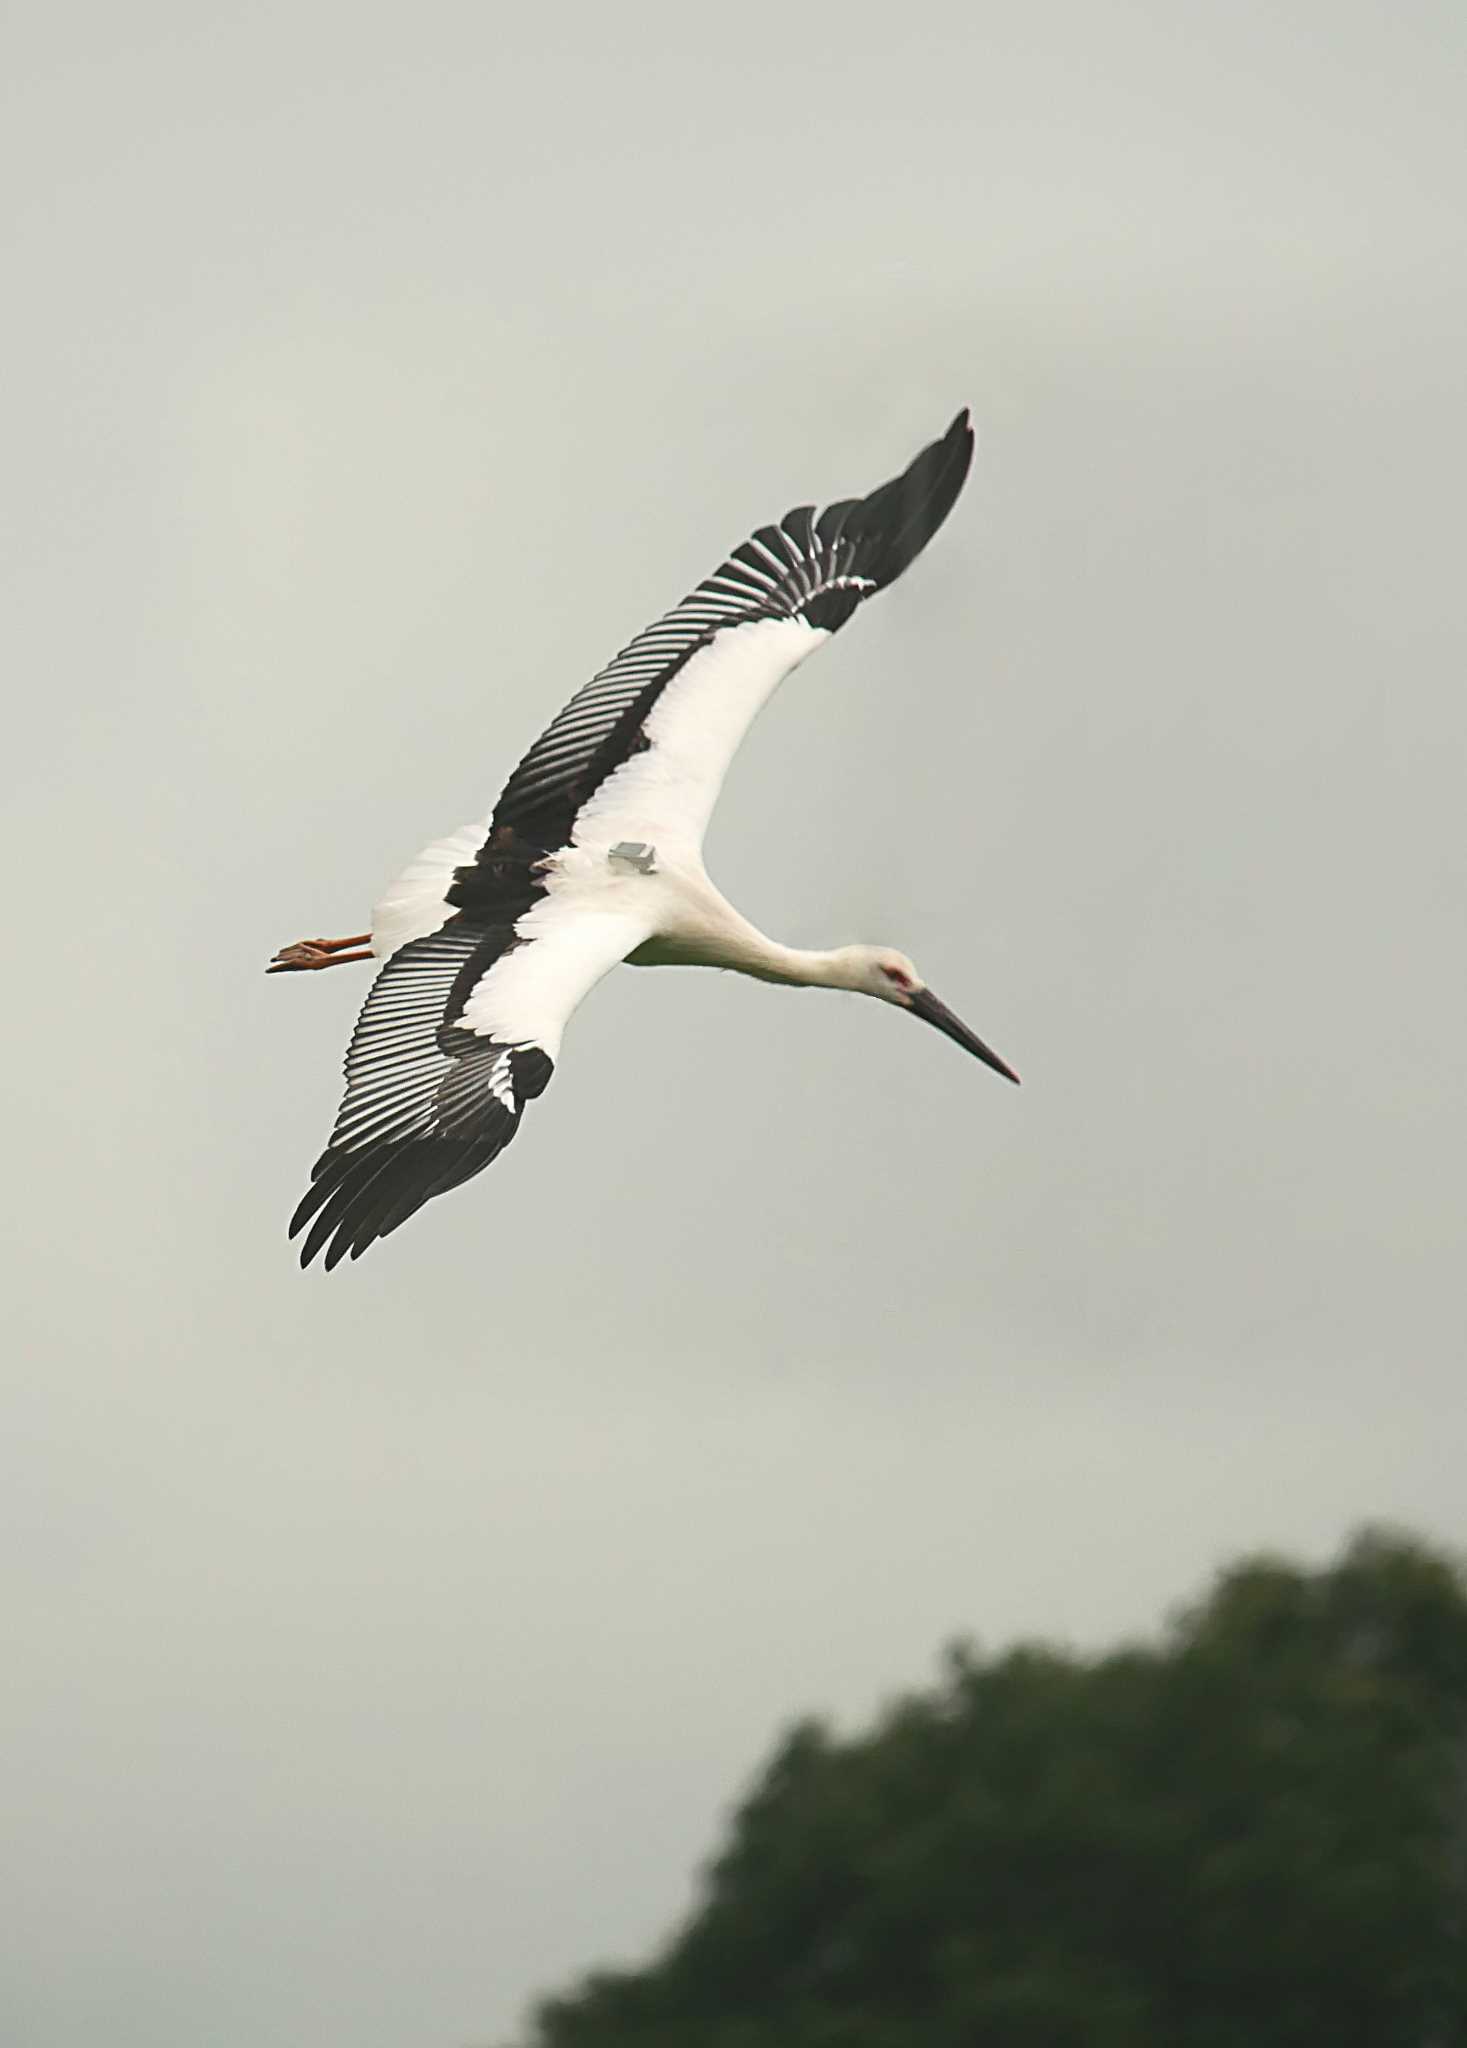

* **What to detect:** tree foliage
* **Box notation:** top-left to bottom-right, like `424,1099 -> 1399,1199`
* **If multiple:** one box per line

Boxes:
522,1531 -> 1467,2048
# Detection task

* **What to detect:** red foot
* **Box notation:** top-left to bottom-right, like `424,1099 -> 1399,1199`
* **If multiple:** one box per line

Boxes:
268,934 -> 373,974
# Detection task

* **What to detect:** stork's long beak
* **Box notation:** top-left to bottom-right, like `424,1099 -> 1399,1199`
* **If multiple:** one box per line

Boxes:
908,987 -> 1020,1084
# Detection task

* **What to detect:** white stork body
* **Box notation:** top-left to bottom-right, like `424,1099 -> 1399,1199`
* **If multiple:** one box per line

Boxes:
277,411 -> 1017,1268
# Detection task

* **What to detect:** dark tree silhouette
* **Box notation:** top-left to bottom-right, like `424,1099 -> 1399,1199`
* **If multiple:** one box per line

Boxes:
521,1531 -> 1467,2048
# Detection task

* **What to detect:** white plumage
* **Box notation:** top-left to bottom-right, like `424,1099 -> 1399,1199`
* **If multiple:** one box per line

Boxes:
273,409 -> 1017,1268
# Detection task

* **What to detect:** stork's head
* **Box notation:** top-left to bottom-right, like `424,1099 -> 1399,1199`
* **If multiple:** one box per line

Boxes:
836,946 -> 1020,1085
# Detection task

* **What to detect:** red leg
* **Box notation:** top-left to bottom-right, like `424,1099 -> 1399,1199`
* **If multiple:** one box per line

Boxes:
268,933 -> 374,974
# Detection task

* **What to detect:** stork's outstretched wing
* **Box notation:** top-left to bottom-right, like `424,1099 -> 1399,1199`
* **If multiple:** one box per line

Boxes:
290,877 -> 649,1269
492,408 -> 974,858
367,410 -> 975,962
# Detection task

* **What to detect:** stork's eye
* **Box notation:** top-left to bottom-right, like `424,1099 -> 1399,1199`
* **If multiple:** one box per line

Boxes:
883,965 -> 913,991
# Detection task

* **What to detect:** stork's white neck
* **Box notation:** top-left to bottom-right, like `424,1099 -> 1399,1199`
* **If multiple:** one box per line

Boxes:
720,932 -> 859,989
641,869 -> 864,989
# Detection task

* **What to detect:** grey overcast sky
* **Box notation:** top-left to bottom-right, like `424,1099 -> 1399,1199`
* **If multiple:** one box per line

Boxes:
4,3 -> 1465,2043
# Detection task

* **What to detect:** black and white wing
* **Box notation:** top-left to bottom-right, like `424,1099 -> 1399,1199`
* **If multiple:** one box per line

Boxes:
367,411 -> 974,965
490,408 -> 975,858
290,871 -> 650,1269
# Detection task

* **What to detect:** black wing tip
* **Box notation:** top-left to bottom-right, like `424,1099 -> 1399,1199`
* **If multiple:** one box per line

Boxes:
289,1147 -> 399,1271
291,1165 -> 420,1271
289,1111 -> 526,1271
290,1165 -> 414,1270
843,406 -> 976,593
916,402 -> 977,505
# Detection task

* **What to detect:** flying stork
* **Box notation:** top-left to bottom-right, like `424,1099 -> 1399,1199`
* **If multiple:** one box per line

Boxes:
272,409 -> 1018,1269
